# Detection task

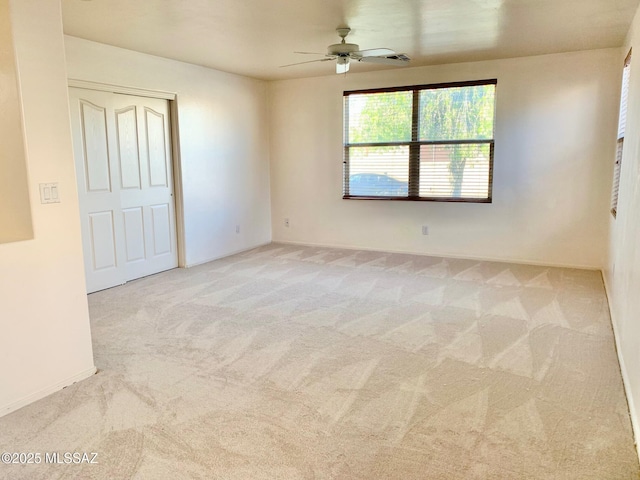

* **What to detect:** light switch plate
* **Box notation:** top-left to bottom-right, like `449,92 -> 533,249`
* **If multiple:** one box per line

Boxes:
39,183 -> 60,204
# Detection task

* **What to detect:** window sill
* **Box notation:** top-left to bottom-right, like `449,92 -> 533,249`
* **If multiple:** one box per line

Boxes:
343,195 -> 492,203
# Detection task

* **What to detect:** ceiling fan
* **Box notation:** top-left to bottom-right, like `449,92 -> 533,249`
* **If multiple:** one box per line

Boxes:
281,27 -> 410,74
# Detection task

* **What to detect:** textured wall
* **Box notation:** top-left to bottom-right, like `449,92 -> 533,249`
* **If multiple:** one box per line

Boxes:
0,0 -> 95,416
269,49 -> 620,269
604,1 -> 640,456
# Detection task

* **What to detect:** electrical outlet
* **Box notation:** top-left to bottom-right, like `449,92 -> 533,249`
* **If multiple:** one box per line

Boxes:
284,218 -> 290,228
422,225 -> 429,235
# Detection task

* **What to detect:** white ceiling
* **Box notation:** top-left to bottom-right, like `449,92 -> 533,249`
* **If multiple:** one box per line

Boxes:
62,0 -> 639,81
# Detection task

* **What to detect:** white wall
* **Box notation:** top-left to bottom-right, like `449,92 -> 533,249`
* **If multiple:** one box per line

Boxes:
0,0 -> 95,416
269,49 -> 620,268
604,2 -> 640,453
64,37 -> 272,267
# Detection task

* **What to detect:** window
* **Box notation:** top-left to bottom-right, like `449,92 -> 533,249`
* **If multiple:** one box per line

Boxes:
343,79 -> 496,202
611,49 -> 632,218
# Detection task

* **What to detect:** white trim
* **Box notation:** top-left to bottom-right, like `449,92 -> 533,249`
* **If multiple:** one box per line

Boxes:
68,79 -> 176,100
169,100 -> 187,268
0,366 -> 97,418
184,241 -> 272,268
272,239 -> 602,271
602,272 -> 640,464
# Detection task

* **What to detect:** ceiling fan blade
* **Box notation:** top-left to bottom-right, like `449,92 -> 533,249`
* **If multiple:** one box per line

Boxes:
353,48 -> 396,58
294,51 -> 326,55
358,54 -> 410,66
280,57 -> 334,68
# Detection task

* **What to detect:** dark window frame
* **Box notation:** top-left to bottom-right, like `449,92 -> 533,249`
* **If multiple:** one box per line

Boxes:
343,79 -> 497,203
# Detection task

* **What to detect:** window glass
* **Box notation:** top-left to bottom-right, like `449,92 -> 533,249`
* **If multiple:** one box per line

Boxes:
347,91 -> 412,143
419,85 -> 495,141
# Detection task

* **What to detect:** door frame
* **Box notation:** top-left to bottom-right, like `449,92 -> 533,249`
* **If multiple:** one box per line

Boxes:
68,79 -> 186,269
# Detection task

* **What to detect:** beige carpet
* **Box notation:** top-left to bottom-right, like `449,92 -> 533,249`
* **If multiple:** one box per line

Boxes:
0,243 -> 638,479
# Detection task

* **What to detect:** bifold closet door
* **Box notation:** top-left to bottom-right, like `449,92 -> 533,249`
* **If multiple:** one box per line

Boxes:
69,88 -> 178,293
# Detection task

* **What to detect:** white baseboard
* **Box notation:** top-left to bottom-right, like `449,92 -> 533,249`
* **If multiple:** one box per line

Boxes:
0,366 -> 97,418
184,241 -> 272,268
272,239 -> 601,271
602,272 -> 640,463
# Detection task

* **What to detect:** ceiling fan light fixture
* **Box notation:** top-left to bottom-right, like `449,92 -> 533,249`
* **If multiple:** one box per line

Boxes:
336,56 -> 350,74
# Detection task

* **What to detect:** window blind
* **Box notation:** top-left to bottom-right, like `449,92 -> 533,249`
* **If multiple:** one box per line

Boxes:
611,49 -> 632,217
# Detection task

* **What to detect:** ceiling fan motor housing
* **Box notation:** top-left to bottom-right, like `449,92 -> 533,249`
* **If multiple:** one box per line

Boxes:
328,42 -> 360,56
